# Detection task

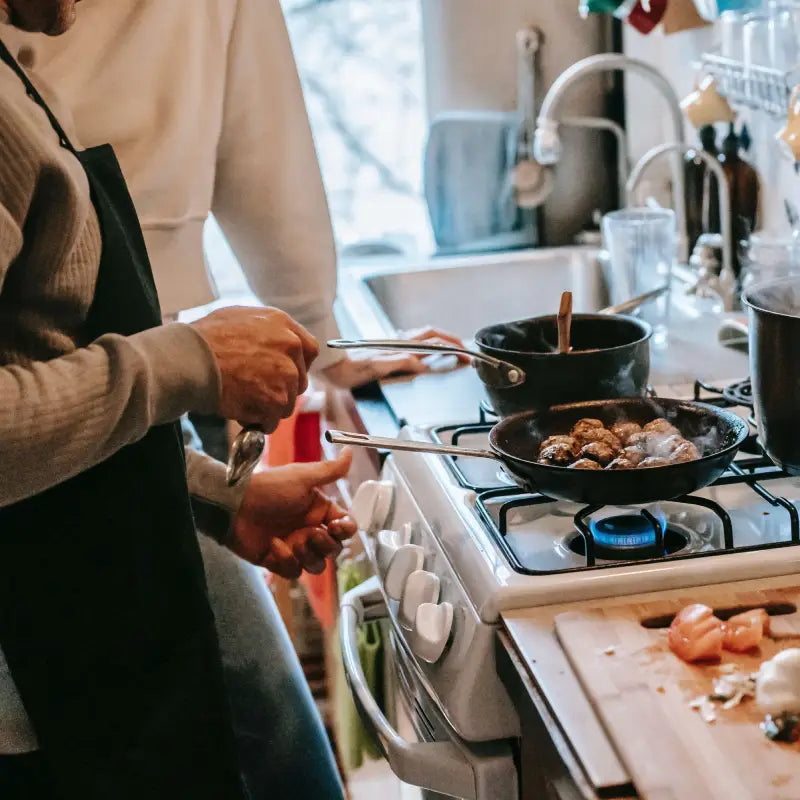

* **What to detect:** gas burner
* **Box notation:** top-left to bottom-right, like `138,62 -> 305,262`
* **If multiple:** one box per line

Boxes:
694,377 -> 753,408
567,511 -> 689,561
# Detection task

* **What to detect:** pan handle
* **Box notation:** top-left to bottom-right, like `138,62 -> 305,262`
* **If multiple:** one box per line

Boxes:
327,339 -> 526,388
325,429 -> 500,461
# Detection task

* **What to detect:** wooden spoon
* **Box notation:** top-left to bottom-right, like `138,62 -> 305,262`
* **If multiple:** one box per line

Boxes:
557,291 -> 573,354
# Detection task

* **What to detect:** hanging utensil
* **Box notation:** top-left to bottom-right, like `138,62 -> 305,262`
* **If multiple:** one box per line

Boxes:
557,291 -> 573,353
226,424 -> 266,487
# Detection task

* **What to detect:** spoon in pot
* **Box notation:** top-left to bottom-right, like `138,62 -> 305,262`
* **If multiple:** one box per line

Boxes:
557,291 -> 572,354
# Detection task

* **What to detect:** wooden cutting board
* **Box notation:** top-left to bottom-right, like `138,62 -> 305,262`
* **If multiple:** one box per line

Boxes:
555,587 -> 800,800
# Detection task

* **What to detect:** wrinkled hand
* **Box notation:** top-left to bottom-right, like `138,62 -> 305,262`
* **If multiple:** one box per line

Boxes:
322,326 -> 469,389
228,448 -> 356,579
192,306 -> 319,433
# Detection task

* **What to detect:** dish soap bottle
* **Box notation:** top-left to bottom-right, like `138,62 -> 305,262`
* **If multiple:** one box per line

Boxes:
684,124 -> 720,254
718,122 -> 759,279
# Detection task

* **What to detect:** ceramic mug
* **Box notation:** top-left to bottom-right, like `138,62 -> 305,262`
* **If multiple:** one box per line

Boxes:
680,75 -> 737,128
777,85 -> 800,162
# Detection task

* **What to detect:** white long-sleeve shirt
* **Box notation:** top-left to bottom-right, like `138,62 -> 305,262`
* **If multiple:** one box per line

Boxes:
3,0 -> 344,371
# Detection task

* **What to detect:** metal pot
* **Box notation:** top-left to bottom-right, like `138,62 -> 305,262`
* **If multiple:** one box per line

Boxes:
474,313 -> 652,416
744,276 -> 800,474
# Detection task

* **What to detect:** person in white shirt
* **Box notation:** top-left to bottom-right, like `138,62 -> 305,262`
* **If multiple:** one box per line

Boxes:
2,1 -> 463,797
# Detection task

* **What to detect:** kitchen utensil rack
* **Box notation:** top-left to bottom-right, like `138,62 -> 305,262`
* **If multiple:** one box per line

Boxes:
698,53 -> 797,118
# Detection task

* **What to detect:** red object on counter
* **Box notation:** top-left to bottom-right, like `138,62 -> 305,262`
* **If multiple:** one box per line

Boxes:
265,401 -> 338,632
626,0 -> 668,33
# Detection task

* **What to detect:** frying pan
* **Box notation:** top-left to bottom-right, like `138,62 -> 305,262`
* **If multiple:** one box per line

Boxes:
326,398 -> 749,505
330,313 -> 652,418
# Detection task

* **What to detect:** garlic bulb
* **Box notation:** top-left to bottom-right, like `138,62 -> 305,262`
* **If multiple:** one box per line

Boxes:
756,649 -> 800,715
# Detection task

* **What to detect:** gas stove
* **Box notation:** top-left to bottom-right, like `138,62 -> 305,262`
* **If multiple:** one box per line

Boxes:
345,379 -> 800,797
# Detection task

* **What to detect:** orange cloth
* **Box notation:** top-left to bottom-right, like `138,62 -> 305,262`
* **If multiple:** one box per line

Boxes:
263,404 -> 338,631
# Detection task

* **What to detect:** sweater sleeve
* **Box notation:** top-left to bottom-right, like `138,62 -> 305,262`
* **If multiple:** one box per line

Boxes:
0,319 -> 222,507
211,0 -> 344,372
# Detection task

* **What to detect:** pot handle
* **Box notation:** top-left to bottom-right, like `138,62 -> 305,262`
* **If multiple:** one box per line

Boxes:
327,339 -> 526,388
325,429 -> 500,461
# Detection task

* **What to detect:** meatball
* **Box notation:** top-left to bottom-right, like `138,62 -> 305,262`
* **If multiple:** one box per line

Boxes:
626,431 -> 652,449
670,441 -> 701,463
580,441 -> 616,466
539,435 -> 580,457
643,418 -> 680,436
575,427 -> 622,452
537,443 -> 574,466
621,446 -> 645,466
569,458 -> 602,470
653,434 -> 689,459
609,421 -> 642,445
570,418 -> 605,438
606,457 -> 637,470
638,456 -> 670,469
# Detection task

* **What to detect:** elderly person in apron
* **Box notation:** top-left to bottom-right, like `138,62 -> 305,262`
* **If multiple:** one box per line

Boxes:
0,1 -> 357,797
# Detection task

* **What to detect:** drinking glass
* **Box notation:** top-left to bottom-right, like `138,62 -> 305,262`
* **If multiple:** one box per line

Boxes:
740,234 -> 800,295
744,12 -> 771,72
769,5 -> 798,70
719,10 -> 746,58
602,208 -> 676,348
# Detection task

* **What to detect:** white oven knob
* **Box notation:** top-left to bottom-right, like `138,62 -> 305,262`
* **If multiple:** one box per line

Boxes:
376,523 -> 413,572
400,570 -> 440,628
351,480 -> 394,534
414,602 -> 454,663
384,544 -> 424,601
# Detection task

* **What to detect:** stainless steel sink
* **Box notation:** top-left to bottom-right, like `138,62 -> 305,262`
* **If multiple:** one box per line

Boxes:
355,246 -> 609,339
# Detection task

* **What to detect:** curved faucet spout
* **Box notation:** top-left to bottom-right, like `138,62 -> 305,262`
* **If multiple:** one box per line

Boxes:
534,53 -> 687,258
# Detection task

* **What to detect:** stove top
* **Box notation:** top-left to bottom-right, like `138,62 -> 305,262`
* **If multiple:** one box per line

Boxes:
429,380 -> 800,576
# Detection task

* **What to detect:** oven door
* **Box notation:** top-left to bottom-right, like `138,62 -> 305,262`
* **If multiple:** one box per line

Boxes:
340,577 -> 518,800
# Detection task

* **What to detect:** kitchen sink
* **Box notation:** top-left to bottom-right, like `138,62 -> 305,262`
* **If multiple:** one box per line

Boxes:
357,247 -> 609,339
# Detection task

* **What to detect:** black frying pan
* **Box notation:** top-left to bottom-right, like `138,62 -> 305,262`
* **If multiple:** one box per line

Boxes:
326,398 -> 749,505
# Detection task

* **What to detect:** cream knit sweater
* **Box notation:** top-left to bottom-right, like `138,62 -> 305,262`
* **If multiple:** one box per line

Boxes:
3,0 -> 344,371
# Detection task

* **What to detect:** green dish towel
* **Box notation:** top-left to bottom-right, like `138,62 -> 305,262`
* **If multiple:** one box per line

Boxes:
333,563 -> 384,772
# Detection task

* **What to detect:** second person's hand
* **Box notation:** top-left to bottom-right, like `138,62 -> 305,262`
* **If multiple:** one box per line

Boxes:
192,306 -> 319,432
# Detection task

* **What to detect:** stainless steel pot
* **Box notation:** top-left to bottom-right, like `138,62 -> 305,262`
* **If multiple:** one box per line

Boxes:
743,276 -> 800,474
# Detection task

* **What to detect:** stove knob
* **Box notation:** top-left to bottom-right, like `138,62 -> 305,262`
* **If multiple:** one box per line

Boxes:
384,544 -> 424,601
351,480 -> 394,534
414,602 -> 454,663
400,570 -> 440,628
376,523 -> 413,572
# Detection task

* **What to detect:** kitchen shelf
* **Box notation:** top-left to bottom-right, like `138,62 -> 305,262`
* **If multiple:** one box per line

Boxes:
699,52 -> 798,118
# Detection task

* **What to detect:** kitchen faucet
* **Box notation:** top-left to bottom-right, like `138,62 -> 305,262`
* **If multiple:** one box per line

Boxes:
627,142 -> 736,313
533,53 -> 687,258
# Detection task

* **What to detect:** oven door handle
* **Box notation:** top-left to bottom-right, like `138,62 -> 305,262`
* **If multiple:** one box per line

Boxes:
341,576 -> 477,800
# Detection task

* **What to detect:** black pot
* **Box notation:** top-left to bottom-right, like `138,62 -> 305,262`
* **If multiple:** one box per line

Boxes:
744,277 -> 800,474
474,313 -> 652,417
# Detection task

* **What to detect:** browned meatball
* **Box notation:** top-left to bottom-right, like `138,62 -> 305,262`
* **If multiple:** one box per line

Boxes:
606,457 -> 637,470
539,435 -> 580,457
652,434 -> 689,458
643,418 -> 680,436
638,456 -> 670,469
569,458 -> 602,470
670,441 -> 701,463
580,441 -> 616,466
575,427 -> 622,452
609,421 -> 642,445
621,446 -> 645,466
537,443 -> 574,466
570,418 -> 604,438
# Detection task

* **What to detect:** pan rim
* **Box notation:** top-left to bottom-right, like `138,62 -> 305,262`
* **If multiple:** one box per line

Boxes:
475,313 -> 652,358
488,397 -> 750,472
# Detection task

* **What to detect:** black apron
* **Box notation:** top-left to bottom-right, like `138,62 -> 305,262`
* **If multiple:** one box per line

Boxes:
0,41 -> 246,799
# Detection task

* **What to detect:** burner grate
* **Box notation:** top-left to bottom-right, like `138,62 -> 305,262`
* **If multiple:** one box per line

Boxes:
472,453 -> 800,574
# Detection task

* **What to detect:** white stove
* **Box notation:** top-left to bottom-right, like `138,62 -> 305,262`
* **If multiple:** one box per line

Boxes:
340,381 -> 800,799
